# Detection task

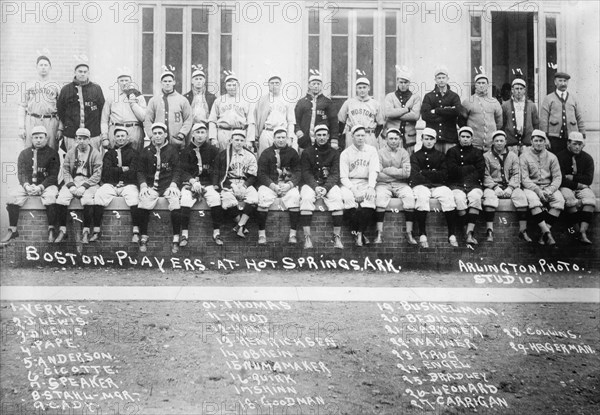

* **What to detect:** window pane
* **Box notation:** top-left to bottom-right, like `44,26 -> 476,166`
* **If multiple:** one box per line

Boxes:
546,16 -> 556,38
309,35 -> 320,71
331,36 -> 348,96
192,34 -> 209,68
142,33 -> 154,94
385,11 -> 396,35
221,35 -> 232,74
309,8 -> 319,34
221,8 -> 233,33
385,37 -> 396,93
357,11 -> 373,35
142,7 -> 153,32
471,15 -> 481,37
471,39 -> 481,81
192,8 -> 209,33
331,9 -> 348,35
165,33 -> 182,92
546,41 -> 557,94
166,8 -> 183,32
356,36 -> 373,79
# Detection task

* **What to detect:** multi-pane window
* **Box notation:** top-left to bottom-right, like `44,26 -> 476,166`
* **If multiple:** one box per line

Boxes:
545,15 -> 558,94
331,9 -> 349,99
470,14 -> 482,94
165,8 -> 183,92
141,8 -> 154,102
385,12 -> 397,94
308,8 -> 320,72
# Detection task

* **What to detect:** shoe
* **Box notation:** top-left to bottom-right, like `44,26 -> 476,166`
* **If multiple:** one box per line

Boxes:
213,234 -> 224,246
139,238 -> 148,253
81,231 -> 90,244
486,229 -> 494,242
333,234 -> 344,249
171,242 -> 179,254
538,235 -> 545,246
519,231 -> 532,243
54,230 -> 67,243
236,225 -> 248,239
179,236 -> 188,247
580,233 -> 592,245
406,233 -> 418,245
448,235 -> 458,247
288,234 -> 297,245
543,232 -> 556,246
466,231 -> 478,245
48,229 -> 55,243
419,235 -> 429,248
362,234 -> 371,245
131,233 -> 140,243
1,229 -> 19,243
355,232 -> 363,247
258,235 -> 267,245
373,232 -> 383,244
304,235 -> 313,249
89,232 -> 101,243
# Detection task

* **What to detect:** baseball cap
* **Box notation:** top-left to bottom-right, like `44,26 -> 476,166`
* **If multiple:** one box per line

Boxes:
492,130 -> 507,140
458,126 -> 474,136
151,122 -> 168,132
192,69 -> 206,79
31,126 -> 48,136
554,72 -> 571,80
422,127 -> 437,139
225,73 -> 239,83
386,128 -> 401,137
350,125 -> 366,135
192,122 -> 207,131
434,65 -> 449,77
474,73 -> 488,82
268,74 -> 282,82
314,125 -> 329,134
273,126 -> 287,136
356,77 -> 370,86
512,78 -> 526,87
74,62 -> 89,71
568,131 -> 584,142
37,55 -> 51,66
531,129 -> 547,140
75,128 -> 91,138
113,126 -> 128,135
160,70 -> 175,81
395,66 -> 412,82
231,129 -> 246,138
308,70 -> 322,83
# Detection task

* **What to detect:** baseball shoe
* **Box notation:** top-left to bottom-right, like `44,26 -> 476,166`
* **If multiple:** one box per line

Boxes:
419,235 -> 429,248
448,235 -> 458,247
89,232 -> 101,243
1,229 -> 19,243
304,235 -> 313,249
235,225 -> 249,239
288,234 -> 297,245
466,231 -> 478,245
213,234 -> 224,246
543,232 -> 556,246
486,229 -> 494,242
48,228 -> 55,243
406,232 -> 418,245
54,230 -> 67,243
362,234 -> 371,245
518,231 -> 532,243
131,233 -> 140,244
580,232 -> 592,245
333,234 -> 344,249
373,232 -> 383,244
171,242 -> 179,254
139,237 -> 148,253
81,231 -> 90,244
355,232 -> 363,247
258,235 -> 267,245
179,236 -> 188,247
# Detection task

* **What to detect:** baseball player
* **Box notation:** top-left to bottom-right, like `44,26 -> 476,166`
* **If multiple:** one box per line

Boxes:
340,125 -> 380,246
338,75 -> 384,149
383,66 -> 421,155
256,127 -> 301,245
1,126 -> 60,244
183,65 -> 217,126
557,132 -> 595,245
255,74 -> 296,157
520,130 -> 564,246
446,126 -> 486,245
482,130 -> 528,242
18,56 -> 60,150
299,125 -> 344,249
375,128 -> 417,245
137,122 -> 182,253
100,71 -> 146,150
205,130 -> 258,244
57,61 -> 105,152
53,128 -> 102,243
409,127 -> 458,248
502,78 -> 539,155
144,69 -> 193,149
90,127 -> 140,243
178,122 -> 219,247
208,72 -> 255,150
295,70 -> 339,150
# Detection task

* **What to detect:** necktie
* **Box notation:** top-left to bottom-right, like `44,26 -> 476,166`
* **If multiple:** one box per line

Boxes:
194,147 -> 203,175
153,148 -> 161,189
32,149 -> 38,184
116,148 -> 122,168
572,155 -> 577,175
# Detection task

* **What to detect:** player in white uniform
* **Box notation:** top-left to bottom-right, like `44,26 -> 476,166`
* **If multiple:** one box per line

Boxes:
338,76 -> 384,149
208,73 -> 255,150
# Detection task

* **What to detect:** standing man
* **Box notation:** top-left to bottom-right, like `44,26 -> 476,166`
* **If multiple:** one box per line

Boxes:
144,69 -> 193,149
421,66 -> 462,154
256,128 -> 301,245
136,122 -> 182,253
299,125 -> 344,249
375,128 -> 417,245
339,125 -> 380,246
502,78 -> 539,155
383,66 -> 421,155
57,61 -> 105,152
18,56 -> 60,150
208,72 -> 255,150
460,73 -> 502,152
557,132 -> 595,244
338,75 -> 384,149
255,74 -> 296,157
295,70 -> 339,150
100,71 -> 146,150
91,127 -> 140,243
183,65 -> 217,126
1,126 -> 60,244
540,72 -> 586,154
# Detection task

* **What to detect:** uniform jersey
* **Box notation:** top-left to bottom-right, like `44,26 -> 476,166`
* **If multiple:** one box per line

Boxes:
19,79 -> 59,119
209,94 -> 254,129
338,96 -> 384,132
255,93 -> 295,134
340,144 -> 380,188
101,92 -> 146,133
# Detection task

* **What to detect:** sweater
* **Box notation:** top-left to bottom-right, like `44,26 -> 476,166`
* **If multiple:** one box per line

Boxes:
211,146 -> 257,190
377,145 -> 411,184
100,143 -> 138,186
501,98 -> 539,147
17,145 -> 60,188
179,141 -> 220,186
63,144 -> 103,189
137,143 -> 181,193
144,91 -> 193,142
540,91 -> 586,138
556,149 -> 595,190
520,148 -> 562,193
383,90 -> 421,147
339,144 -> 380,188
257,145 -> 301,188
57,79 -> 105,138
300,142 -> 340,191
421,85 -> 462,144
446,144 -> 485,191
483,148 -> 521,190
409,147 -> 448,188
294,93 -> 339,148
459,94 -> 503,151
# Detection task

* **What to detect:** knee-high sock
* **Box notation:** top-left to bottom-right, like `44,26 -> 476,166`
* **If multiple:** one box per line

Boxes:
171,209 -> 182,235
359,208 -> 375,233
57,204 -> 69,227
375,211 -> 385,224
82,205 -> 93,229
93,205 -> 104,229
180,207 -> 191,231
7,204 -> 20,227
415,210 -> 428,236
483,210 -> 495,223
580,211 -> 593,226
332,214 -> 343,228
210,206 -> 223,230
444,210 -> 456,237
299,214 -> 313,228
243,204 -> 256,218
344,208 -> 357,232
467,211 -> 479,226
138,208 -> 150,235
289,211 -> 300,230
256,211 -> 268,231
130,205 -> 140,228
545,211 -> 557,227
45,204 -> 57,228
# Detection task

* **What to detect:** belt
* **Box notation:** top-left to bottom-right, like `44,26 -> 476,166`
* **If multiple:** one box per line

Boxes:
28,112 -> 57,119
112,122 -> 142,128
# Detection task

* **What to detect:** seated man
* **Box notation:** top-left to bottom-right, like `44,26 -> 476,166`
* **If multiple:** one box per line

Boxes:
482,130 -> 528,242
409,127 -> 458,248
54,128 -> 102,243
178,122 -> 219,247
520,130 -> 564,246
446,126 -> 485,245
256,127 -> 301,245
375,127 -> 417,245
91,126 -> 140,243
299,125 -> 344,249
340,125 -> 380,246
137,122 -> 182,253
205,130 -> 258,244
2,126 -> 60,244
557,132 -> 595,244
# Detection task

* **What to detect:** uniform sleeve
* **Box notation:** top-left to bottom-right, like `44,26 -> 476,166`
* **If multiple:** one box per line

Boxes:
327,101 -> 339,140
243,152 -> 258,188
435,93 -> 462,117
17,151 -> 28,185
300,151 -> 317,190
208,99 -> 219,139
546,155 -> 562,194
257,151 -> 274,188
539,98 -> 550,133
143,98 -> 156,139
574,99 -> 586,136
400,94 -> 421,122
137,150 -> 149,187
178,99 -> 193,136
483,155 -> 497,189
211,152 -> 224,188
520,154 -> 539,192
475,150 -> 486,183
83,150 -> 103,188
101,150 -> 119,184
289,150 -> 301,187
326,151 -> 340,191
170,149 -> 182,187
507,154 -> 521,190
56,86 -> 67,125
131,94 -> 147,122
100,98 -> 112,135
445,148 -> 460,182
246,102 -> 256,143
63,152 -> 75,188
178,150 -> 193,183
409,153 -> 423,186
531,103 -> 539,130
573,154 -> 594,187
42,150 -> 60,189
368,148 -> 381,188
421,93 -> 438,123
494,101 -> 503,130
339,150 -> 351,188
384,93 -> 404,119
338,100 -> 349,124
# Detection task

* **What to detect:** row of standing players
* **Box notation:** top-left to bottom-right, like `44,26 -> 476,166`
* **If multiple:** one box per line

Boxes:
2,113 -> 595,251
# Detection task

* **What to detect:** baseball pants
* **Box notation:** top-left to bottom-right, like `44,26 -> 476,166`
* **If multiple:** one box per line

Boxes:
258,185 -> 300,210
94,184 -> 139,207
523,188 -> 565,210
300,185 -> 344,212
375,182 -> 415,210
7,185 -> 58,206
560,187 -> 596,209
56,176 -> 98,206
341,180 -> 376,209
413,185 -> 456,212
452,188 -> 483,211
138,188 -> 181,211
483,187 -> 528,209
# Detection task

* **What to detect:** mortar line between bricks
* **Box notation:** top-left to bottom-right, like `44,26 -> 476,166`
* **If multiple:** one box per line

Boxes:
0,287 -> 598,303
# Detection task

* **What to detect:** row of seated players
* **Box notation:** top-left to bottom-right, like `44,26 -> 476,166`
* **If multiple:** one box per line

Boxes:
2,120 -> 595,252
